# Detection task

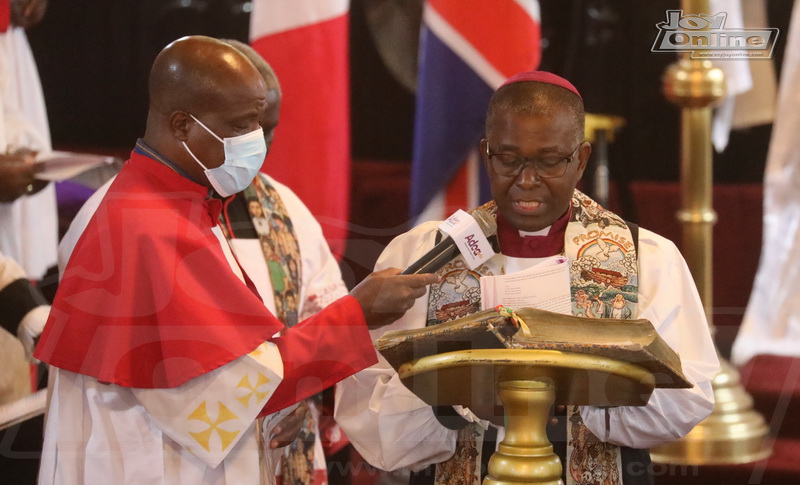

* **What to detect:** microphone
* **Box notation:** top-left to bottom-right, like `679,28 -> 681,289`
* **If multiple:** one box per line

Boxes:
401,207 -> 498,275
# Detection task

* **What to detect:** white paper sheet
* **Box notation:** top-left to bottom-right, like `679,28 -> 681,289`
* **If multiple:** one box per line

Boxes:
479,256 -> 571,314
35,151 -> 119,181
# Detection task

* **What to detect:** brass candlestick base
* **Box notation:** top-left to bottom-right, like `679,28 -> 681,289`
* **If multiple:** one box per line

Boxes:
484,380 -> 562,485
656,0 -> 772,465
650,357 -> 771,464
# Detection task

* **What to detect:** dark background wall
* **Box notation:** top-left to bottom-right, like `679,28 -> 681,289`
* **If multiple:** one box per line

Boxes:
26,0 -> 251,150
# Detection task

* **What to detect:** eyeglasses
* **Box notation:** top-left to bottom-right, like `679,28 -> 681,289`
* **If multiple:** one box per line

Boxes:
485,141 -> 583,179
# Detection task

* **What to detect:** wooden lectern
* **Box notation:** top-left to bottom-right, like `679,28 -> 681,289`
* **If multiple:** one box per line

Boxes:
376,308 -> 692,485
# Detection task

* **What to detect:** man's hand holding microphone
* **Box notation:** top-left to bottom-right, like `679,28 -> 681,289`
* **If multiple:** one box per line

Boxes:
349,205 -> 498,329
349,269 -> 439,329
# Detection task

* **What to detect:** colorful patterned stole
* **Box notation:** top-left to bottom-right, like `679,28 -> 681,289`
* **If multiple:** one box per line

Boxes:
225,174 -> 324,484
425,190 -> 638,485
240,175 -> 303,327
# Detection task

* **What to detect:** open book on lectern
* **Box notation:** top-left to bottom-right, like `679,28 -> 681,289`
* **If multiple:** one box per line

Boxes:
375,307 -> 692,389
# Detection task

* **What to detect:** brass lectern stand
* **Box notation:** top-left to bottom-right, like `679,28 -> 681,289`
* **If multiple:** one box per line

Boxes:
394,349 -> 661,485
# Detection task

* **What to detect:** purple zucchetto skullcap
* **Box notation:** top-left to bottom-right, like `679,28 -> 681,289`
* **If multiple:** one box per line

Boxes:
499,71 -> 582,99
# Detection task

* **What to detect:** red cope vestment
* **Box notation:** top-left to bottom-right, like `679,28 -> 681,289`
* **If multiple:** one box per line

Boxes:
0,1 -> 8,33
35,151 -> 375,415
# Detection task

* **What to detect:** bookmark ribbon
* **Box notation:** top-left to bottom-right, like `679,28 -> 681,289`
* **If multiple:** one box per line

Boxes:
495,305 -> 532,337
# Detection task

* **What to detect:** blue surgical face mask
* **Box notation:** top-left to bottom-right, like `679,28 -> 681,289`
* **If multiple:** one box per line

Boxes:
182,114 -> 267,197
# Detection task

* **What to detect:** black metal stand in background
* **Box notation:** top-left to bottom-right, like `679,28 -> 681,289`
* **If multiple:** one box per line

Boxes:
584,114 -> 625,208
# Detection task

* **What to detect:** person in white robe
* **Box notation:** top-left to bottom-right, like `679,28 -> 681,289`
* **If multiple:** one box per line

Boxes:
731,0 -> 800,366
54,40 -> 351,483
335,222 -> 720,471
335,71 -> 719,484
0,0 -> 58,281
37,36 -> 436,485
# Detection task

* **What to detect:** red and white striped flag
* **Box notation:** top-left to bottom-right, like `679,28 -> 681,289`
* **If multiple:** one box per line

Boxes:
250,0 -> 350,257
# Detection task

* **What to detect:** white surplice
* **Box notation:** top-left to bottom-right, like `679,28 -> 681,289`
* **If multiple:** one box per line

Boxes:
731,0 -> 800,366
42,175 -> 348,484
335,220 -> 719,472
0,27 -> 58,279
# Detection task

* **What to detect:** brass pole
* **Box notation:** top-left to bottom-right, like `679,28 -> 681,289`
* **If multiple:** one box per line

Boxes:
677,106 -> 716,318
650,0 -> 771,464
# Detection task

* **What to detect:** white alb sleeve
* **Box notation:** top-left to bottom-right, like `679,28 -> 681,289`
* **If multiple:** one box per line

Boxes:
579,230 -> 720,448
334,223 -> 458,471
133,341 -> 284,468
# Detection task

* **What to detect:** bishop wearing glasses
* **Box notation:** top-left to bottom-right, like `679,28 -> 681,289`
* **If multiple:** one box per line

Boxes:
334,71 -> 719,485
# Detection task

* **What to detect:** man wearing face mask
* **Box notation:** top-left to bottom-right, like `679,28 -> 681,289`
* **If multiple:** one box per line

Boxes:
34,36 -> 438,485
219,39 -> 349,484
55,39 -> 359,484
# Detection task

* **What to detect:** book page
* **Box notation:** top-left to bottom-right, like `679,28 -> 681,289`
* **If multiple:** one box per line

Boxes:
35,151 -> 120,181
480,256 -> 571,315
